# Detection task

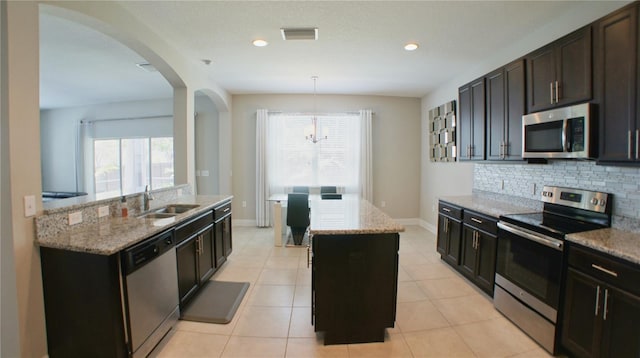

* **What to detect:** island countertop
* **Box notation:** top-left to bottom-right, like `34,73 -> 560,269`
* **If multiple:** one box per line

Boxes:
35,195 -> 232,255
309,196 -> 404,235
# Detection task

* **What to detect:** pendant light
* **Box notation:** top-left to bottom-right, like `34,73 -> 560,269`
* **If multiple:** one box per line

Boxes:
306,76 -> 327,144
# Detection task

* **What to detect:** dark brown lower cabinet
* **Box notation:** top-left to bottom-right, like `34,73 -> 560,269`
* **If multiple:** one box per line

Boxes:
436,201 -> 463,266
561,245 -> 640,358
312,233 -> 399,345
176,210 -> 216,308
459,211 -> 498,296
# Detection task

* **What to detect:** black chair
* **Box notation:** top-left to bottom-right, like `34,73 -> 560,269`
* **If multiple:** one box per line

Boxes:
320,186 -> 337,194
292,186 -> 309,194
321,193 -> 342,200
286,193 -> 310,245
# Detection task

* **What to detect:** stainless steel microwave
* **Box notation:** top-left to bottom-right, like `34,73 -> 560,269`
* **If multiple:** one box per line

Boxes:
522,102 -> 595,159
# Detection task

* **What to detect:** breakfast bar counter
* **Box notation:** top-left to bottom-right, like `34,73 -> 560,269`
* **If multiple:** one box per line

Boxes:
310,197 -> 404,345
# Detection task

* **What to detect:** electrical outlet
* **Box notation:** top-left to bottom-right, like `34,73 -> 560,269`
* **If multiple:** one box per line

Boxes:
98,206 -> 110,218
201,170 -> 209,177
68,211 -> 83,225
24,195 -> 36,217
381,201 -> 386,208
242,201 -> 247,208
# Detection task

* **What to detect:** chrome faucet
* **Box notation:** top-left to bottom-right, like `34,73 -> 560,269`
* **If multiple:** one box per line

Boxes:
144,185 -> 154,211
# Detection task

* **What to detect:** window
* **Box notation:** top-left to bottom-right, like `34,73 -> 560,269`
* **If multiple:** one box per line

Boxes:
267,113 -> 360,193
94,137 -> 173,197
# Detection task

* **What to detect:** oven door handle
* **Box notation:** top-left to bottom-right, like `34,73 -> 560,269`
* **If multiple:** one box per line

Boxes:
498,222 -> 564,251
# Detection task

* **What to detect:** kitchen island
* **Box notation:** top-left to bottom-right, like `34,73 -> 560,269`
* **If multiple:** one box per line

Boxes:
309,196 -> 404,345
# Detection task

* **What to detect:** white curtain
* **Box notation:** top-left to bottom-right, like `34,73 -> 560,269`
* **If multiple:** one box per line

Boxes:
255,109 -> 270,227
359,109 -> 373,202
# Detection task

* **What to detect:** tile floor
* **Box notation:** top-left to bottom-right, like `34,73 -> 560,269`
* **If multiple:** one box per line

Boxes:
152,225 -> 552,357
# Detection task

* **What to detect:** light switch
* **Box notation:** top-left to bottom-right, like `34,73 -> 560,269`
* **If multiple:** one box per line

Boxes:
201,170 -> 209,177
24,195 -> 36,217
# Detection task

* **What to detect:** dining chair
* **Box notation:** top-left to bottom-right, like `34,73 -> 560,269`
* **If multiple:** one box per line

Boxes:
286,193 -> 310,245
320,186 -> 337,194
292,186 -> 310,194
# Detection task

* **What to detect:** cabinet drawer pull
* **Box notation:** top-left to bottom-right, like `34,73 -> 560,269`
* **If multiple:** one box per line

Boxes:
591,264 -> 618,277
223,207 -> 230,213
595,285 -> 601,316
471,217 -> 483,224
442,207 -> 451,212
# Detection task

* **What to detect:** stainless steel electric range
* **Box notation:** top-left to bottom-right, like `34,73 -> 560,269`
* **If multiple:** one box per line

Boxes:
494,185 -> 612,354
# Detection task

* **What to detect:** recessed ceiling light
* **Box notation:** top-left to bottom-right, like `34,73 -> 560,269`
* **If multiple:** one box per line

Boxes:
404,43 -> 419,51
252,39 -> 268,47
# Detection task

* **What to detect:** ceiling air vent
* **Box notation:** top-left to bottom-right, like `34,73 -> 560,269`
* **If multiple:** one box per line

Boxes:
280,27 -> 318,41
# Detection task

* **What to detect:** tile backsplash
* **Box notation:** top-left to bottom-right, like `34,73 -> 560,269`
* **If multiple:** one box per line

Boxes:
474,161 -> 640,232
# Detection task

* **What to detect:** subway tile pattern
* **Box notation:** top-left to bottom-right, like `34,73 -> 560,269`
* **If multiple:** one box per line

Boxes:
474,161 -> 640,231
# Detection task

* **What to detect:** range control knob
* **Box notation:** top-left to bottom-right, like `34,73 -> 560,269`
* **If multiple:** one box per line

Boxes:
600,199 -> 606,206
590,198 -> 599,205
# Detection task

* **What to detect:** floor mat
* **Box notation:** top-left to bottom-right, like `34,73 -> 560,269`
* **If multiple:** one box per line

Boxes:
180,280 -> 250,324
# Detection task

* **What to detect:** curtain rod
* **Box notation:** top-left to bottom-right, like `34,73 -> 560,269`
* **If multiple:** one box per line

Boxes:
80,114 -> 173,124
267,111 -> 374,116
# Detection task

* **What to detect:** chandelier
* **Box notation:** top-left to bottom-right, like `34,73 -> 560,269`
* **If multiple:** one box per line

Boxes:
306,76 -> 327,144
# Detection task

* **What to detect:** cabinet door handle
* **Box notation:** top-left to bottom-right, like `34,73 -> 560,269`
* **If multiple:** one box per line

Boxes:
471,217 -> 483,224
443,217 -> 449,234
550,82 -> 554,104
591,264 -> 618,277
629,131 -> 633,160
595,285 -> 601,316
555,81 -> 559,103
603,289 -> 609,321
636,129 -> 640,159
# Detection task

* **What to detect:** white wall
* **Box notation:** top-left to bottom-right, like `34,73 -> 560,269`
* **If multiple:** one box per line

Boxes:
232,94 -> 421,223
420,1 -> 632,230
195,93 -> 220,194
40,97 -> 174,193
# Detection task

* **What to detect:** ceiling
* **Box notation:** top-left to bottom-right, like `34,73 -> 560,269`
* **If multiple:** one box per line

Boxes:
40,1 -> 615,109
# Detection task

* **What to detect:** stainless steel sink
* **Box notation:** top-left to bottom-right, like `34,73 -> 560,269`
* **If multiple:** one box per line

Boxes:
137,212 -> 177,219
154,204 -> 200,214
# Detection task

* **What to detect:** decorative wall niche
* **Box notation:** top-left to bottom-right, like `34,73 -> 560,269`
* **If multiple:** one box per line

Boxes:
429,100 -> 456,162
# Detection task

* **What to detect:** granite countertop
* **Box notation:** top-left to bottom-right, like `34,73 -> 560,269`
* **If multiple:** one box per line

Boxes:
35,195 -> 232,255
566,228 -> 640,266
439,193 -> 541,218
309,196 -> 404,235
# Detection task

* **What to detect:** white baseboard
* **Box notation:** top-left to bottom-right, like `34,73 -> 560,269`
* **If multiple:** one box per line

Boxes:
419,219 -> 437,234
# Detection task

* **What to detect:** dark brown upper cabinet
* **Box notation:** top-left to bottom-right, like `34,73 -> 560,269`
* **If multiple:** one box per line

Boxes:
526,26 -> 592,113
486,59 -> 526,160
458,77 -> 486,161
594,3 -> 640,164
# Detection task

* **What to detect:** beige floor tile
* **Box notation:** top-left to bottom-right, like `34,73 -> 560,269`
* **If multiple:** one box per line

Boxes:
402,262 -> 457,281
293,284 -> 311,307
395,300 -> 450,333
285,337 -> 349,357
295,267 -> 312,285
258,268 -> 299,285
226,254 -> 267,269
221,336 -> 287,357
397,265 -> 413,282
153,330 -> 229,358
417,276 -> 477,299
347,333 -> 413,357
288,306 -> 316,338
454,317 -> 539,357
233,306 -> 292,337
510,346 -> 553,357
399,252 -> 431,266
397,281 -> 429,303
403,327 -> 476,357
246,284 -> 295,307
270,246 -> 305,257
213,266 -> 262,283
432,294 -> 500,325
265,256 -> 301,269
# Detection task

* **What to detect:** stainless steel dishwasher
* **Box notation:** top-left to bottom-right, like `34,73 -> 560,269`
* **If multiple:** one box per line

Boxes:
123,230 -> 180,358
